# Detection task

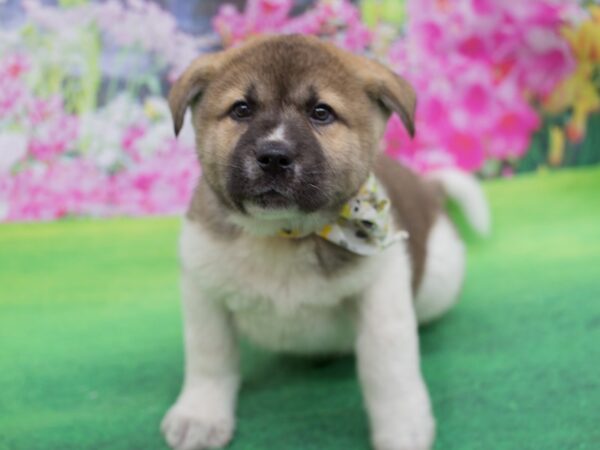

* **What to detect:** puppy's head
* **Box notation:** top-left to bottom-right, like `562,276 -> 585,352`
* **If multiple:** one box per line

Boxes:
170,35 -> 415,221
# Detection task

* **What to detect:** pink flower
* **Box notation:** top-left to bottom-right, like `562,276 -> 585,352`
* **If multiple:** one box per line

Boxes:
2,0 -> 585,223
0,54 -> 30,119
0,78 -> 26,120
443,131 -> 485,171
28,97 -> 64,125
2,160 -> 108,221
3,140 -> 199,221
213,0 -> 371,51
487,108 -> 541,159
24,96 -> 78,161
383,0 -> 572,173
106,141 -> 198,217
28,114 -> 79,161
212,4 -> 248,46
0,54 -> 30,80
213,0 -> 293,46
336,21 -> 372,52
121,124 -> 147,162
246,0 -> 294,30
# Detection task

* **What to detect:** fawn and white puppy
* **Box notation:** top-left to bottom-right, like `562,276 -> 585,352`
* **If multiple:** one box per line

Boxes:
161,35 -> 490,450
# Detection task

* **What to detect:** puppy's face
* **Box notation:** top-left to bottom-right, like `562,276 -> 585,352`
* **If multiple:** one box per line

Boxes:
170,35 -> 415,218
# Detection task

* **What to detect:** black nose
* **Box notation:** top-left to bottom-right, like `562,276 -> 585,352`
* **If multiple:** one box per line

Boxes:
256,143 -> 294,174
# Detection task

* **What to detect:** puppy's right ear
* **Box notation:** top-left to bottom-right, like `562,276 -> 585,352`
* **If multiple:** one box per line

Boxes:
168,53 -> 224,136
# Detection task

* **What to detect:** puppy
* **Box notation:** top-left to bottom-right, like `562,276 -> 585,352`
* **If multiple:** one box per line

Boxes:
161,35 -> 490,450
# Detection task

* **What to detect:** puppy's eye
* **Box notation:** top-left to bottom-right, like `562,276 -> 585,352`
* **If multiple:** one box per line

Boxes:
230,101 -> 252,120
310,104 -> 335,124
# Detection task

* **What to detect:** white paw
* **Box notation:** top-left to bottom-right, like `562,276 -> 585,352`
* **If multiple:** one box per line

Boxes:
161,403 -> 234,450
372,408 -> 435,450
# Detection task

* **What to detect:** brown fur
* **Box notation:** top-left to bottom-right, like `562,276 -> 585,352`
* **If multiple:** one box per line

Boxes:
169,35 -> 416,212
374,155 -> 445,290
173,35 -> 440,291
184,37 -> 378,211
312,236 -> 360,277
186,179 -> 241,239
187,180 -> 361,278
187,153 -> 444,290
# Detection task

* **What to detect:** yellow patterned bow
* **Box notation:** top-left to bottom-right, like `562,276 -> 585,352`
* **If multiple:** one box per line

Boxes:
278,174 -> 408,256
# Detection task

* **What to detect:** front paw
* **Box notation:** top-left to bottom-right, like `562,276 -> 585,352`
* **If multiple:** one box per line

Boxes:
372,408 -> 435,450
161,401 -> 234,450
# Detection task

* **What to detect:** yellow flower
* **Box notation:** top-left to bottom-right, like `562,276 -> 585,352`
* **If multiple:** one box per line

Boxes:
542,7 -> 600,141
548,126 -> 565,166
144,100 -> 160,120
561,20 -> 600,63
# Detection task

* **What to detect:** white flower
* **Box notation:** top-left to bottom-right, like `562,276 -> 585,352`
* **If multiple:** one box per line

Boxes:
0,132 -> 27,173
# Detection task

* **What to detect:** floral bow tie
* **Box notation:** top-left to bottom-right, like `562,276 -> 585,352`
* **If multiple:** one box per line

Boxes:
278,173 -> 408,256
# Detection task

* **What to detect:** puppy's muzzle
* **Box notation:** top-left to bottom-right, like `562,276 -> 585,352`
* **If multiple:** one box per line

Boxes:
226,126 -> 328,213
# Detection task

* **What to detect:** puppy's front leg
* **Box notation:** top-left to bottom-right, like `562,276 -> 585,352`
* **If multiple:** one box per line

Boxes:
357,247 -> 435,450
161,271 -> 240,450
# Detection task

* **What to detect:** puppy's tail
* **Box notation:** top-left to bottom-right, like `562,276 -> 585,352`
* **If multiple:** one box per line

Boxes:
427,169 -> 491,236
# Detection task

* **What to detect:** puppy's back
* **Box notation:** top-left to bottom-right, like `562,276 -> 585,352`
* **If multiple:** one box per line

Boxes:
375,155 -> 445,291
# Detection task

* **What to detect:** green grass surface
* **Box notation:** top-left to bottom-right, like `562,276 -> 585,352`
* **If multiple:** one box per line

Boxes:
1,168 -> 599,450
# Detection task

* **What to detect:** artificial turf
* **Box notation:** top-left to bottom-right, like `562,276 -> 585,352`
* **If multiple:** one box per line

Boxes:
1,167 -> 599,450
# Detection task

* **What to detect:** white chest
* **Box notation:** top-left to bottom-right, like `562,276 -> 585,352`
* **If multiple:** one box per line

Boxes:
180,220 -> 384,353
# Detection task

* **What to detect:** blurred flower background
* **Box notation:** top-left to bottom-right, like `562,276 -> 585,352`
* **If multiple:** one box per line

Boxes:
0,0 -> 598,222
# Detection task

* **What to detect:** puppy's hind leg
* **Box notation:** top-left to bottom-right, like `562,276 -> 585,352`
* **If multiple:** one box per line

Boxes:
414,214 -> 466,325
416,169 -> 491,325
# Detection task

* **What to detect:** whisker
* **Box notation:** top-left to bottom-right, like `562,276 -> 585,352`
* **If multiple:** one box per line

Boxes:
306,183 -> 325,193
211,162 -> 247,171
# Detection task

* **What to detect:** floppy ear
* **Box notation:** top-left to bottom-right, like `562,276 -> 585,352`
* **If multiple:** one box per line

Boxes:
358,57 -> 417,138
168,53 -> 224,136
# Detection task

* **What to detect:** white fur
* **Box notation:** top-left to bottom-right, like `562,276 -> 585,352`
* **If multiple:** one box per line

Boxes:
356,244 -> 435,450
264,123 -> 286,143
162,171 -> 490,449
415,214 -> 466,324
427,169 -> 491,236
231,207 -> 335,238
177,218 -> 379,353
162,212 -> 449,449
161,263 -> 240,450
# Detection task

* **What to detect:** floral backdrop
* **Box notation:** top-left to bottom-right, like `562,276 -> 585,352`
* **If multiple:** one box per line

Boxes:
0,0 -> 598,222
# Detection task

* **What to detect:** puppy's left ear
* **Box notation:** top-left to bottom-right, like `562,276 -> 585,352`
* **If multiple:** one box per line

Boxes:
358,58 -> 417,138
168,53 -> 224,136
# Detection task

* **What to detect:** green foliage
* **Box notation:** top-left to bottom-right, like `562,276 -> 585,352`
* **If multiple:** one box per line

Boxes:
19,23 -> 102,115
361,0 -> 406,27
517,113 -> 600,174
